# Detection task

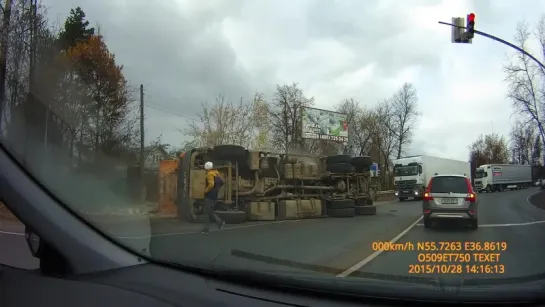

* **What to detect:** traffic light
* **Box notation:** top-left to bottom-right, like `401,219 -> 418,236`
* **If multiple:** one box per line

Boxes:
466,13 -> 475,39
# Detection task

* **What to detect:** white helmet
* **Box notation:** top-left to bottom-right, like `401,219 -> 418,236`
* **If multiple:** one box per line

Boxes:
204,161 -> 213,170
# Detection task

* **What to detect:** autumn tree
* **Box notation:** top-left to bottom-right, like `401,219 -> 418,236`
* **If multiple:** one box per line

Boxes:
469,133 -> 510,167
503,17 -> 545,165
268,83 -> 314,153
65,34 -> 135,162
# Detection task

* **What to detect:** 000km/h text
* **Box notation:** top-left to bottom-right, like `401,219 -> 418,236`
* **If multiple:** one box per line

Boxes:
372,241 -> 507,252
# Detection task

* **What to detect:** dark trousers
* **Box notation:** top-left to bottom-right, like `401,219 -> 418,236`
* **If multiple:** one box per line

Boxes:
202,198 -> 222,232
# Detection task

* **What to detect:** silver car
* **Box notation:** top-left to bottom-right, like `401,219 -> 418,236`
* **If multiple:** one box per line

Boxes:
422,174 -> 478,229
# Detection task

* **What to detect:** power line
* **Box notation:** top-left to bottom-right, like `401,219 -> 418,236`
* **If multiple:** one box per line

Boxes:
144,102 -> 199,122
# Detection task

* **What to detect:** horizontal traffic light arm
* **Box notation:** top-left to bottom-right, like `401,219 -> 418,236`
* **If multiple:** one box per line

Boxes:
438,20 -> 545,71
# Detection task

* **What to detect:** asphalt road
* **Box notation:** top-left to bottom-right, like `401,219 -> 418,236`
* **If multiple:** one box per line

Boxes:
3,188 -> 545,283
0,222 -> 39,270
148,188 -> 545,281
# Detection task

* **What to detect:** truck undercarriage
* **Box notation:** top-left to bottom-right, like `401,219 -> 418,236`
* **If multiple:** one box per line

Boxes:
175,145 -> 377,224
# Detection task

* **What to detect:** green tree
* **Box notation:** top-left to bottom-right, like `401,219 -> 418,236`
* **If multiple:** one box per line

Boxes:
58,7 -> 95,51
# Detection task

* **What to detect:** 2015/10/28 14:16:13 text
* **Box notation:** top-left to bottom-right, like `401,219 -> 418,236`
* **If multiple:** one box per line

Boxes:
408,264 -> 505,274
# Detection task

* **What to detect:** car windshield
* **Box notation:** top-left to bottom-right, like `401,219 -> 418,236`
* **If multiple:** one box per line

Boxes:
430,176 -> 469,194
2,0 -> 545,301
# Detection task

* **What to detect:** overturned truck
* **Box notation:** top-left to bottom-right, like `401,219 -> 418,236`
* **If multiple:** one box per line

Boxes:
176,145 -> 377,224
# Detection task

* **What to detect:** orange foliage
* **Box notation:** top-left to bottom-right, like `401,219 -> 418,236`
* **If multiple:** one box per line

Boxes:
65,35 -> 127,104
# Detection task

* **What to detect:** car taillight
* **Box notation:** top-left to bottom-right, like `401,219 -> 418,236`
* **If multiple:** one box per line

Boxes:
423,190 -> 434,201
422,178 -> 434,201
465,178 -> 476,202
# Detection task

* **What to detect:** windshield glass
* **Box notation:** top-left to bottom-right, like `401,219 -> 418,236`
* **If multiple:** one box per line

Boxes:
430,176 -> 469,194
3,0 -> 545,300
394,166 -> 418,176
475,170 -> 486,179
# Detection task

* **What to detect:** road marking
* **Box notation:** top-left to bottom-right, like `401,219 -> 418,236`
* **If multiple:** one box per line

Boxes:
0,230 -> 24,236
336,216 -> 423,278
526,189 -> 545,212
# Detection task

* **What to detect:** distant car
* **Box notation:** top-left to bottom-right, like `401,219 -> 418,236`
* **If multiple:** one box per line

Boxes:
422,174 -> 478,230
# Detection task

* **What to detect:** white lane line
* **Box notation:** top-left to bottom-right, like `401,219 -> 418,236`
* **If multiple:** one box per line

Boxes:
336,216 -> 423,278
0,230 -> 24,236
414,219 -> 545,228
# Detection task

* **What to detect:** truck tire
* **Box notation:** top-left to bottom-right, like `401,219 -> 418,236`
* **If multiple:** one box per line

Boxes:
327,163 -> 355,173
355,205 -> 377,215
214,210 -> 247,224
212,145 -> 246,159
327,207 -> 356,218
326,155 -> 352,165
327,199 -> 355,209
351,156 -> 373,168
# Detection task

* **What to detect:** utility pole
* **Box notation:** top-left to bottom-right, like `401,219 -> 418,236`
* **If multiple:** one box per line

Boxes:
139,84 -> 145,199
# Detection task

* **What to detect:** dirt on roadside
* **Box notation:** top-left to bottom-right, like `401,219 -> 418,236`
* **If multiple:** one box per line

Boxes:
0,202 -> 21,223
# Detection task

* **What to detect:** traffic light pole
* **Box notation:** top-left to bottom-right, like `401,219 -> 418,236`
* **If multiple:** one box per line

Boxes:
438,20 -> 545,70
440,20 -> 545,167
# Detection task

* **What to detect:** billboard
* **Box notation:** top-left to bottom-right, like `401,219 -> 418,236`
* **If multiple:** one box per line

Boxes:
301,107 -> 348,142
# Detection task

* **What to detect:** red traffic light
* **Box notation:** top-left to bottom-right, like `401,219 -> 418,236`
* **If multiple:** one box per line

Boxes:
468,13 -> 475,23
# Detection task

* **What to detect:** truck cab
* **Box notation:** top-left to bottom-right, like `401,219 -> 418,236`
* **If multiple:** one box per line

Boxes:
393,157 -> 425,201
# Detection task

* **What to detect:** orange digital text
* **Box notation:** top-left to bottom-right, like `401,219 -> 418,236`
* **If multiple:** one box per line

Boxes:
408,264 -> 505,274
371,241 -> 507,252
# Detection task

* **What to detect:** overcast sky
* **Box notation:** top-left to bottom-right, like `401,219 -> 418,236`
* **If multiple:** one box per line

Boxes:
43,0 -> 545,161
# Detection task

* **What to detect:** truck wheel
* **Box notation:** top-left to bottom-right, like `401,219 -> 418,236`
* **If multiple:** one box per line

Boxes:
327,163 -> 355,173
326,155 -> 352,165
327,199 -> 355,209
327,207 -> 356,218
212,145 -> 246,159
469,219 -> 478,230
214,210 -> 247,224
350,156 -> 373,168
355,205 -> 376,215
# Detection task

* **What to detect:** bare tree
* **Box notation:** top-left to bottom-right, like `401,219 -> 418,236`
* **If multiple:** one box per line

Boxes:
503,19 -> 545,164
387,83 -> 420,159
268,83 -> 314,153
510,119 -> 529,164
185,93 -> 266,148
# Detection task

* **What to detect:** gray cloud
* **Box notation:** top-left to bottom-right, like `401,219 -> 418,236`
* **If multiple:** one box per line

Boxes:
42,0 -> 545,160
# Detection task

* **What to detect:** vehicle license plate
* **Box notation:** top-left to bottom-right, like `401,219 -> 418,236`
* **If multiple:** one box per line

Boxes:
441,198 -> 458,204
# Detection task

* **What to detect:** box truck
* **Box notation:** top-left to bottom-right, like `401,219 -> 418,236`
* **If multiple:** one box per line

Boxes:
474,164 -> 532,192
393,155 -> 471,201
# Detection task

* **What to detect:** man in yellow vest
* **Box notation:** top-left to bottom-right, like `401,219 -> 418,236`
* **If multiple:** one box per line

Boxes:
202,161 -> 225,234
